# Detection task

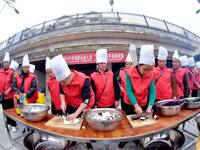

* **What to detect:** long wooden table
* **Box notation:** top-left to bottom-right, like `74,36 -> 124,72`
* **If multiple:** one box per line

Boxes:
3,108 -> 200,142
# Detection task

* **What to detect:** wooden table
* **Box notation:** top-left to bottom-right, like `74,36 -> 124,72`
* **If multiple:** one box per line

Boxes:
3,108 -> 200,142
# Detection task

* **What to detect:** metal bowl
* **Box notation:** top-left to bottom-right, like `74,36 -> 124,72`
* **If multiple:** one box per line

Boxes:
83,108 -> 125,132
21,103 -> 50,122
140,129 -> 185,150
156,100 -> 182,117
23,131 -> 41,150
183,97 -> 200,109
195,114 -> 200,132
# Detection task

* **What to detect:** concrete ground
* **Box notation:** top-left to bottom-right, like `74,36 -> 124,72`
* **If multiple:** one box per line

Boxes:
0,104 -> 199,150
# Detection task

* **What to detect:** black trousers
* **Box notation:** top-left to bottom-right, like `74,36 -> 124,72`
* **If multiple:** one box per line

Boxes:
2,98 -> 17,127
192,90 -> 198,97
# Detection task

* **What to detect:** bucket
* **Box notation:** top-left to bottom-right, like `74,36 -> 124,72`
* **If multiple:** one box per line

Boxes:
36,93 -> 46,104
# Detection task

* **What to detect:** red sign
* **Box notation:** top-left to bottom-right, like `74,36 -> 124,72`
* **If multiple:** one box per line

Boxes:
63,51 -> 126,65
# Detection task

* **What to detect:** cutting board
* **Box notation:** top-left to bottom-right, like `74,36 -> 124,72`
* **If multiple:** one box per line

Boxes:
126,115 -> 156,128
45,116 -> 83,130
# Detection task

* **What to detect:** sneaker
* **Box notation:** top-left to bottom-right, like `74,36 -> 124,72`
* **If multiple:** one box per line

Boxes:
10,126 -> 17,133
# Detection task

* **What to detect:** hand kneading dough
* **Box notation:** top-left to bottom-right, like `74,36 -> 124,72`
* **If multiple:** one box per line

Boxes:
63,117 -> 80,125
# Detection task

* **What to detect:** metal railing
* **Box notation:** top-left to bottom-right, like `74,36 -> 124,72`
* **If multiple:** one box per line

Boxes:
0,12 -> 200,51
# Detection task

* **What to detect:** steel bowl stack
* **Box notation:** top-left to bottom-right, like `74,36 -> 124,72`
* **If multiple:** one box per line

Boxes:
21,103 -> 50,122
84,108 -> 125,132
183,97 -> 200,109
195,114 -> 200,132
155,99 -> 183,117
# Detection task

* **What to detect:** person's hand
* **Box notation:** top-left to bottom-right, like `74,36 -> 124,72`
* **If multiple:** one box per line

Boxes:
4,90 -> 9,96
120,86 -> 125,93
146,105 -> 153,113
115,101 -> 119,108
134,103 -> 143,114
66,113 -> 78,121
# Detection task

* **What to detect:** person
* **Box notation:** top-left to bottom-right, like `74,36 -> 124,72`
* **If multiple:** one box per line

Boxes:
12,54 -> 38,103
153,46 -> 177,100
0,52 -> 17,133
118,53 -> 135,114
196,62 -> 200,91
118,45 -> 156,148
50,54 -> 95,120
172,50 -> 190,98
187,57 -> 200,97
126,45 -> 156,114
9,59 -> 19,83
50,54 -> 95,149
90,49 -> 120,108
45,57 -> 64,115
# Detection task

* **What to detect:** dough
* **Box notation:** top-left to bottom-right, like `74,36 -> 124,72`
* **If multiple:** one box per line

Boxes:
62,117 -> 80,125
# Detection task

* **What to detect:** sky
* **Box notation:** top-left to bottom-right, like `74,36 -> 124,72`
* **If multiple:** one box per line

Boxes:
0,0 -> 200,42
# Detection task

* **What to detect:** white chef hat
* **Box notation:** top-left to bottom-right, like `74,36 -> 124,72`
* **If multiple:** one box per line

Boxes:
3,52 -> 10,62
45,57 -> 51,70
196,61 -> 200,69
188,57 -> 195,67
9,60 -> 19,71
96,49 -> 107,63
125,53 -> 133,63
179,55 -> 188,67
158,46 -> 168,60
22,54 -> 30,67
173,50 -> 180,60
50,54 -> 71,81
29,64 -> 35,73
139,45 -> 154,65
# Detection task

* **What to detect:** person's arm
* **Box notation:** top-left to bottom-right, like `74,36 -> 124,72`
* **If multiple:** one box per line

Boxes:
183,73 -> 190,98
26,78 -> 37,98
126,73 -> 137,105
81,78 -> 91,104
12,77 -> 21,94
148,79 -> 156,106
113,75 -> 120,101
171,73 -> 177,98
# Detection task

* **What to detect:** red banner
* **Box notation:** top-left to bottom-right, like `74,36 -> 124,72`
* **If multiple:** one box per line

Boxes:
63,51 -> 126,65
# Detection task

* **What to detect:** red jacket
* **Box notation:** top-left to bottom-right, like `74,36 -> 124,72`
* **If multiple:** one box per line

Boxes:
119,67 -> 131,105
173,67 -> 185,98
61,70 -> 95,109
15,73 -> 38,103
91,70 -> 116,107
127,67 -> 153,107
153,66 -> 173,100
0,68 -> 14,99
47,77 -> 61,110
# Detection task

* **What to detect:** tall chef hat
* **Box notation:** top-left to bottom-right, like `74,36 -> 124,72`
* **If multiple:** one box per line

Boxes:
22,54 -> 30,67
9,60 -> 19,71
173,50 -> 180,60
196,61 -> 200,69
96,49 -> 108,63
29,64 -> 35,73
158,46 -> 168,60
179,55 -> 188,67
125,53 -> 133,63
139,45 -> 154,65
3,52 -> 10,62
188,57 -> 195,67
45,57 -> 51,70
50,54 -> 71,81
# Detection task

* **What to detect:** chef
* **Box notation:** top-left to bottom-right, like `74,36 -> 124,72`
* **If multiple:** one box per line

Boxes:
172,50 -> 190,98
153,46 -> 177,100
118,52 -> 135,114
12,54 -> 38,103
126,45 -> 156,114
187,57 -> 200,97
50,54 -> 95,121
45,57 -> 64,115
0,52 -> 17,132
90,49 -> 120,108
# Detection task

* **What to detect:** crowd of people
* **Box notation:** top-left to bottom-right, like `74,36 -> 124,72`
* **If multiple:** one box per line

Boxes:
0,45 -> 200,148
